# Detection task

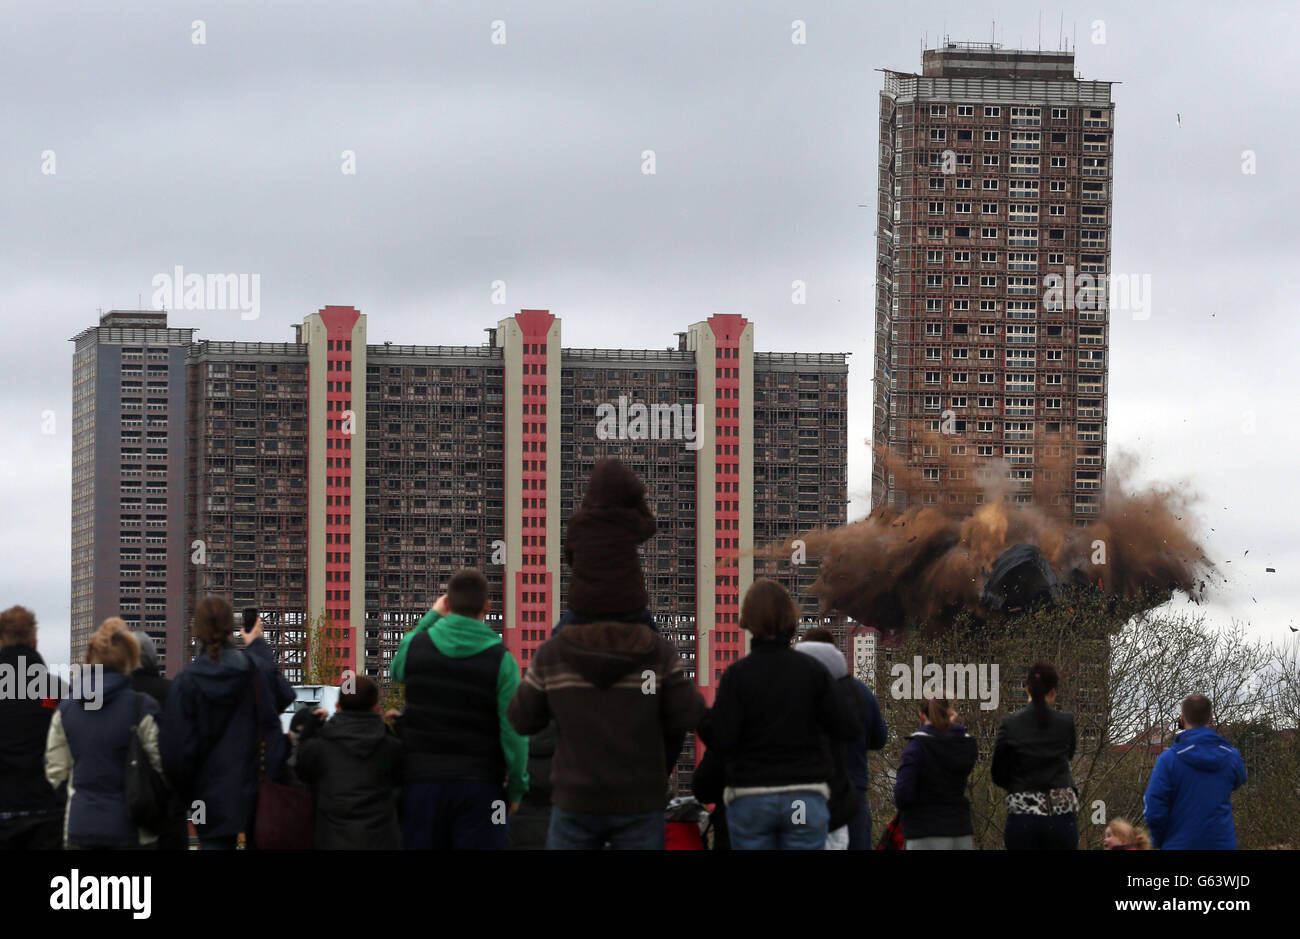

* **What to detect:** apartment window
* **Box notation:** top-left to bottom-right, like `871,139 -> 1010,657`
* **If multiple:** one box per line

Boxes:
984,106 -> 1000,117
954,250 -> 971,262
982,179 -> 999,192
957,105 -> 974,117
929,104 -> 947,117
1050,156 -> 1068,168
983,154 -> 999,166
929,201 -> 944,215
930,128 -> 947,142
956,129 -> 973,141
955,177 -> 973,190
983,130 -> 1000,142
981,227 -> 997,239
1050,180 -> 1067,192
1051,107 -> 1068,120
929,177 -> 946,190
955,202 -> 971,214
1049,204 -> 1066,216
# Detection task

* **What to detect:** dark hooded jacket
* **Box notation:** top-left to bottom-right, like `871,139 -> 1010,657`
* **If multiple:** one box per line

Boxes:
894,723 -> 979,840
0,644 -> 66,818
129,632 -> 171,710
160,637 -> 296,841
564,458 -> 657,617
508,620 -> 704,815
295,710 -> 403,850
1143,726 -> 1246,850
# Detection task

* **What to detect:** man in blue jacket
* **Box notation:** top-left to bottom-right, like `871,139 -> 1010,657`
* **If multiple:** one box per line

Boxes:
1143,694 -> 1246,850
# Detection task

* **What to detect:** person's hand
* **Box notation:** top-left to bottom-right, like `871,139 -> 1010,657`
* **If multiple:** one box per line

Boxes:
240,617 -> 264,646
433,595 -> 451,616
313,708 -> 329,722
383,709 -> 402,723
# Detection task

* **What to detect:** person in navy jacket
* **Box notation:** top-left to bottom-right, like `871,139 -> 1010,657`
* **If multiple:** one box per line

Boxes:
44,619 -> 164,849
1143,694 -> 1246,850
160,596 -> 295,850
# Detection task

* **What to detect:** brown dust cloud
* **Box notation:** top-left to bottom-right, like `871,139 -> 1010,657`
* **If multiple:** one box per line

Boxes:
761,439 -> 1215,633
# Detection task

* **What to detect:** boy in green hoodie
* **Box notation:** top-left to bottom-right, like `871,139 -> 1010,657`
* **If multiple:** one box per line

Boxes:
389,568 -> 529,850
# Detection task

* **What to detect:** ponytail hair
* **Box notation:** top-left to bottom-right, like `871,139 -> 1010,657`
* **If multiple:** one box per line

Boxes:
921,698 -> 952,734
1027,661 -> 1059,729
193,595 -> 234,662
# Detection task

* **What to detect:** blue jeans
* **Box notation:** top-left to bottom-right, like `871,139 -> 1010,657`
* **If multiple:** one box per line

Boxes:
546,808 -> 664,850
845,788 -> 873,851
727,791 -> 829,850
555,609 -> 657,633
402,780 -> 510,851
1004,813 -> 1078,850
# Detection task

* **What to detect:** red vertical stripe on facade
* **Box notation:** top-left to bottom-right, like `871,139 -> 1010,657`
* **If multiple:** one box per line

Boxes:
700,314 -> 747,708
510,310 -> 555,672
316,305 -> 360,678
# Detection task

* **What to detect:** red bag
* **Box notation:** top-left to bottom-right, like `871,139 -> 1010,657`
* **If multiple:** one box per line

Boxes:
251,674 -> 313,850
665,821 -> 705,850
876,814 -> 905,850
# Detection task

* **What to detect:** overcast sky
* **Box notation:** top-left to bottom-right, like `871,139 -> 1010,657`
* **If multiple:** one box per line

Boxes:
2,0 -> 1297,666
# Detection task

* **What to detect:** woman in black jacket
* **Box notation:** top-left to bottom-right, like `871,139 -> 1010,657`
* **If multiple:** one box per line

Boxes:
698,579 -> 861,850
991,662 -> 1079,850
892,698 -> 978,849
160,597 -> 296,850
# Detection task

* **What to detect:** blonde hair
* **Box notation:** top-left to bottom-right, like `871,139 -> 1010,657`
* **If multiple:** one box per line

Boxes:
1105,818 -> 1152,850
85,617 -> 141,675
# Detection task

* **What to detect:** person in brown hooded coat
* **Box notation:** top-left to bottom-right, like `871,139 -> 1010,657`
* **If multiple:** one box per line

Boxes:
559,457 -> 657,630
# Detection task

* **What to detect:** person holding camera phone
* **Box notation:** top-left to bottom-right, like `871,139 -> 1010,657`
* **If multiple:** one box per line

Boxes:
159,597 -> 296,850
